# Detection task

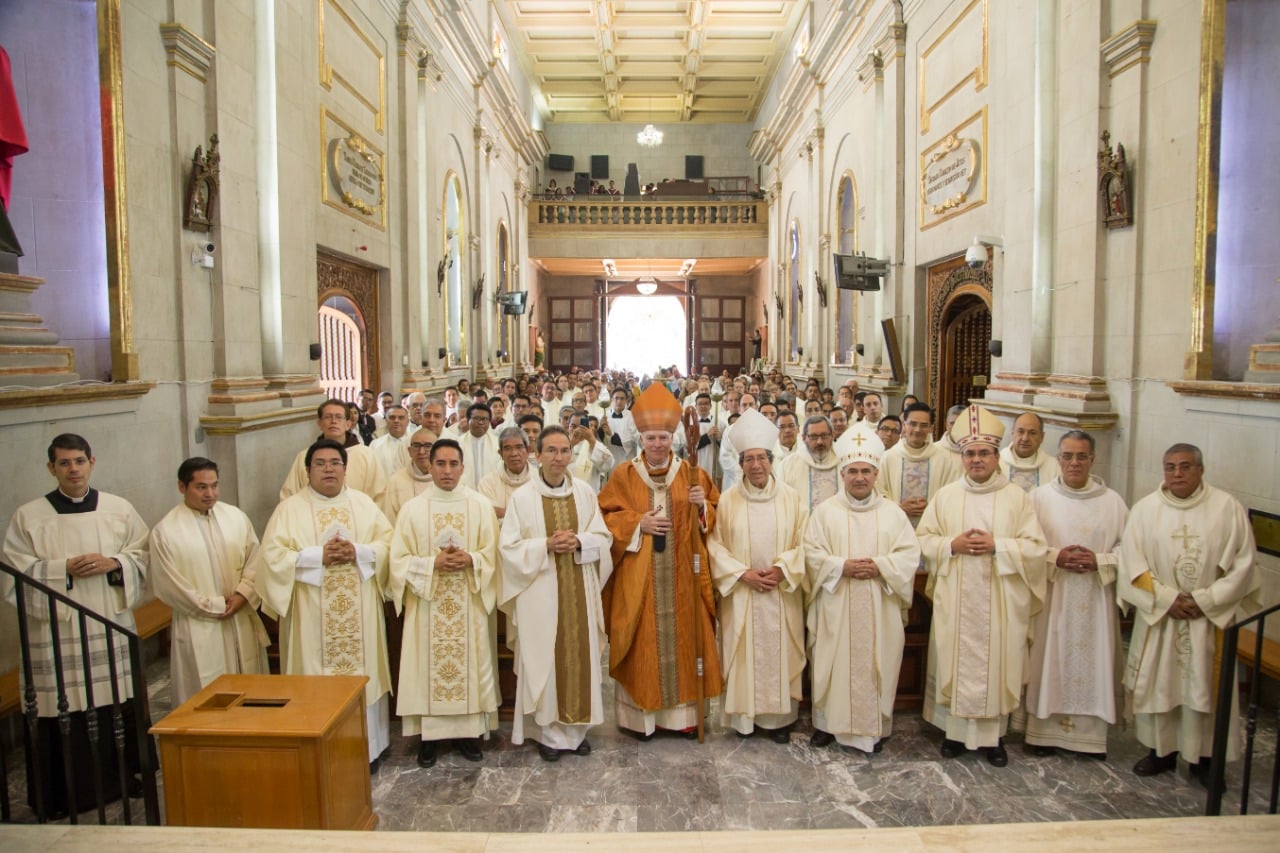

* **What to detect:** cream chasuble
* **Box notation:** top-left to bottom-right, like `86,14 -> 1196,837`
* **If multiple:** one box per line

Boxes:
1119,482 -> 1260,761
459,431 -> 502,490
1023,476 -> 1127,752
878,440 -> 961,525
777,447 -> 840,511
388,483 -> 500,740
382,464 -> 433,522
478,465 -> 531,515
804,490 -> 920,750
916,475 -> 1047,749
3,491 -> 149,715
499,473 -> 613,750
708,475 -> 808,735
999,447 -> 1061,493
149,502 -> 269,705
279,443 -> 387,506
370,432 -> 411,478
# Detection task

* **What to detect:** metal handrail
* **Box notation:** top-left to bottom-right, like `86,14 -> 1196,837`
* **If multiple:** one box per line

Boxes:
1205,599 -> 1280,816
0,560 -> 160,825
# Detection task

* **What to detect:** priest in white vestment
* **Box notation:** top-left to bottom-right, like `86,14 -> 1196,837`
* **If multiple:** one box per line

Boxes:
499,426 -> 613,760
150,457 -> 269,706
477,426 -> 533,518
1024,431 -> 1128,757
877,403 -> 959,528
279,399 -> 387,505
708,410 -> 808,742
998,412 -> 1060,493
254,439 -> 394,763
776,415 -> 840,511
457,402 -> 502,490
602,387 -> 638,467
772,411 -> 800,462
805,432 -> 920,754
369,404 -> 412,478
916,405 -> 1047,766
3,434 -> 150,816
557,405 -> 614,492
1118,443 -> 1261,780
388,437 -> 500,768
382,430 -> 437,521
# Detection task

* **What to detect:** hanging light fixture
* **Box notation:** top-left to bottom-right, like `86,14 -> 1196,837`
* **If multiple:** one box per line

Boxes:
636,278 -> 658,296
637,96 -> 663,147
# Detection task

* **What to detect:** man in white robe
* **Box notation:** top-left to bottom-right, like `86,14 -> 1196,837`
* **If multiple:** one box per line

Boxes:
477,426 -> 534,518
369,404 -> 412,478
805,432 -> 920,753
3,433 -> 150,817
878,403 -> 960,528
457,402 -> 502,490
254,439 -> 394,763
682,393 -> 722,473
708,410 -> 808,742
1119,443 -> 1261,780
279,398 -> 387,505
499,426 -> 613,760
916,405 -> 1047,766
382,430 -> 437,521
150,457 -> 269,706
556,405 -> 613,492
999,412 -> 1060,493
1024,431 -> 1128,758
777,415 -> 840,511
602,387 -> 637,467
388,438 -> 500,768
772,411 -> 800,462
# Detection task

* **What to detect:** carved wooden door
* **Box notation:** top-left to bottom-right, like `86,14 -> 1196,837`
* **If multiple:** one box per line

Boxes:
317,252 -> 379,399
938,294 -> 992,417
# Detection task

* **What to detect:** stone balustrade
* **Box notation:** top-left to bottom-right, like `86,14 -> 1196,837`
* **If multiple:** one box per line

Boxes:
528,198 -> 767,234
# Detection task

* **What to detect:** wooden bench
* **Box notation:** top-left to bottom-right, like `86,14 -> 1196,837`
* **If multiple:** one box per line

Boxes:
1236,627 -> 1280,688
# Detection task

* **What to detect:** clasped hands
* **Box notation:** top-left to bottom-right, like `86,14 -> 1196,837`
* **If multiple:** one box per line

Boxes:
435,544 -> 473,573
741,565 -> 784,592
66,553 -> 117,578
1169,591 -> 1204,620
1055,545 -> 1099,573
321,534 -> 357,566
951,528 -> 995,557
841,558 -> 880,581
546,529 -> 581,555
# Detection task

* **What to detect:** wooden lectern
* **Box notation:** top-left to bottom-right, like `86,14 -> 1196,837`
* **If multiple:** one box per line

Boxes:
150,674 -> 376,830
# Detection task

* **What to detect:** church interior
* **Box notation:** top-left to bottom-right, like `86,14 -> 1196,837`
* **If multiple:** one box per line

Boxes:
1,0 -> 1279,847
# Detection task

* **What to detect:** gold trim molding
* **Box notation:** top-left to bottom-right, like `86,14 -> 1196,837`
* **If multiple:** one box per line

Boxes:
317,0 -> 386,134
1100,20 -> 1158,78
159,22 -> 216,83
918,0 -> 988,134
199,406 -> 318,436
919,108 -> 987,230
0,381 -> 153,411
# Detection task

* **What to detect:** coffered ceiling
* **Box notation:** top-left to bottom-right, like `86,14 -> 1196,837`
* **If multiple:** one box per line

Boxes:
500,1 -> 807,124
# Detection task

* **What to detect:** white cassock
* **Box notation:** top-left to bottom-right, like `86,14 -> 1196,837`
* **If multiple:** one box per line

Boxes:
388,484 -> 500,741
777,447 -> 841,512
458,431 -> 502,490
804,489 -> 920,751
3,491 -> 149,715
603,407 -> 638,466
254,486 -> 393,761
916,475 -> 1047,749
1024,476 -> 1128,753
382,464 -> 433,522
369,432 -> 411,478
569,437 -> 613,492
998,447 -> 1061,493
477,465 -> 532,515
1118,482 -> 1261,761
499,474 -> 613,750
149,502 -> 270,706
877,440 -> 961,526
717,422 -> 742,491
279,442 -> 387,506
708,476 -> 808,735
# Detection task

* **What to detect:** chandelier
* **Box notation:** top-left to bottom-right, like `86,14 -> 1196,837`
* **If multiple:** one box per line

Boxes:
637,97 -> 663,147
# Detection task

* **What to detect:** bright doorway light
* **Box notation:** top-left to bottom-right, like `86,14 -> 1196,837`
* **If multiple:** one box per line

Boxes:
606,296 -> 686,375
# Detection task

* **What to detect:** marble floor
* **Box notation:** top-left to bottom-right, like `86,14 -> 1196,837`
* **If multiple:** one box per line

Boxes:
4,653 -> 1275,833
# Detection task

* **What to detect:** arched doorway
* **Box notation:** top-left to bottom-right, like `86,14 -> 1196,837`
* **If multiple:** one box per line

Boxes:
925,256 -> 992,434
317,251 -> 379,402
606,295 -> 687,375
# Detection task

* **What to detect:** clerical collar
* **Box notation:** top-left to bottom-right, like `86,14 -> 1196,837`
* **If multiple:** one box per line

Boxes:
1006,449 -> 1041,468
961,473 -> 1009,494
898,439 -> 935,461
1050,474 -> 1107,500
306,486 -> 346,501
316,432 -> 360,448
539,470 -> 569,491
841,488 -> 880,512
1159,481 -> 1208,509
740,475 -> 777,502
45,488 -> 99,514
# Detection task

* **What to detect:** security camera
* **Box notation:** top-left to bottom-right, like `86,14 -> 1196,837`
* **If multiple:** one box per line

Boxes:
203,242 -> 215,254
192,242 -> 216,269
965,238 -> 987,269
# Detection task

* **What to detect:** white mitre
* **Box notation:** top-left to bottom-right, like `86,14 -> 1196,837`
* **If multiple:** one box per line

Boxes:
730,408 -> 779,453
834,430 -> 885,470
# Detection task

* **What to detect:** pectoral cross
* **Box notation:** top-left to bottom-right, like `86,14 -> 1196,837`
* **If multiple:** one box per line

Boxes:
1170,524 -> 1198,551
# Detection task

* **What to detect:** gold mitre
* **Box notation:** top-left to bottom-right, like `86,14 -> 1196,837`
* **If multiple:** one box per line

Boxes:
729,408 -> 778,452
631,382 -> 683,433
949,404 -> 1004,450
835,429 -> 885,470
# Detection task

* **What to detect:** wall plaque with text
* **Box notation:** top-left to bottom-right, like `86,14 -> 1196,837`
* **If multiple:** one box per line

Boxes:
321,109 -> 386,229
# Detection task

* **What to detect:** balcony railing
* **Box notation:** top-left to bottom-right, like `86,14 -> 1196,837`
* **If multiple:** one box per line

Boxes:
529,197 -> 767,235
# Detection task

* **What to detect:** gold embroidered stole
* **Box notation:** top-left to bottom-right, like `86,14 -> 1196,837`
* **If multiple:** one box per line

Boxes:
429,508 -> 470,707
313,504 -> 364,677
647,472 -> 680,708
543,492 -> 591,723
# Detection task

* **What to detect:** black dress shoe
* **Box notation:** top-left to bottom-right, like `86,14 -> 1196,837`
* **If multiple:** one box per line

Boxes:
538,742 -> 560,762
574,739 -> 591,756
1031,745 -> 1057,757
940,739 -> 967,758
456,737 -> 484,762
768,727 -> 792,744
1133,750 -> 1177,776
1188,758 -> 1212,786
126,775 -> 145,798
986,742 -> 1008,767
873,738 -> 885,753
810,730 -> 835,748
417,740 -> 438,768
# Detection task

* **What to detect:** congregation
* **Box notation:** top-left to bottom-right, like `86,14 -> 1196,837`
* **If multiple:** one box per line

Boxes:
3,366 -> 1262,819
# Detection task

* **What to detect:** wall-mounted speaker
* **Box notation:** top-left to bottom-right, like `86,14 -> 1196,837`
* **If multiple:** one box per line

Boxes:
989,339 -> 1003,358
309,343 -> 322,361
590,155 -> 609,179
548,153 -> 574,172
685,155 -> 704,180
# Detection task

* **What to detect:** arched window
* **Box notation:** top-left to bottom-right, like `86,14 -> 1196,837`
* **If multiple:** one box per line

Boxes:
789,222 -> 801,361
443,175 -> 466,365
836,175 -> 858,364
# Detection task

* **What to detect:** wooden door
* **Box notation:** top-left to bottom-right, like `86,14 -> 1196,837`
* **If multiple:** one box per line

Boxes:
317,306 -> 362,401
694,295 -> 745,376
548,295 -> 598,372
317,252 -> 380,400
938,294 -> 992,416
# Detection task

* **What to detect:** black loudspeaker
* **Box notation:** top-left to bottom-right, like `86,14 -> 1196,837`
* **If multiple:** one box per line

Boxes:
989,339 -> 1003,358
574,172 -> 590,195
590,155 -> 609,179
548,153 -> 574,172
685,155 -> 704,180
308,343 -> 322,361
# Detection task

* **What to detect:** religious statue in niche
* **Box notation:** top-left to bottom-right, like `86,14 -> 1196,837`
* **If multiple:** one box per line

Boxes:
183,134 -> 219,232
471,273 -> 485,310
814,271 -> 828,308
1098,131 -> 1133,229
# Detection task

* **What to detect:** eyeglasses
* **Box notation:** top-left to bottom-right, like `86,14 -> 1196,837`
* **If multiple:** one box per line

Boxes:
410,443 -> 433,452
310,460 -> 346,470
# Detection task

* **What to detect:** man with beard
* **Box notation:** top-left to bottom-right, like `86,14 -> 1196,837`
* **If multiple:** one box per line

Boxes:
777,415 -> 840,512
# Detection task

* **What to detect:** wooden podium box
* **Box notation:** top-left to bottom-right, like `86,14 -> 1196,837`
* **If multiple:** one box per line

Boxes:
150,674 -> 376,830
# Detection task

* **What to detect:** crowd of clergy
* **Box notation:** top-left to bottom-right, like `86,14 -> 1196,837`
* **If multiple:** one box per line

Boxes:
3,364 -> 1263,817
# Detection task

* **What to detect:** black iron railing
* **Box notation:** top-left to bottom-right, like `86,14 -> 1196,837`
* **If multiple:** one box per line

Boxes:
0,560 -> 160,825
1206,599 -> 1280,816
